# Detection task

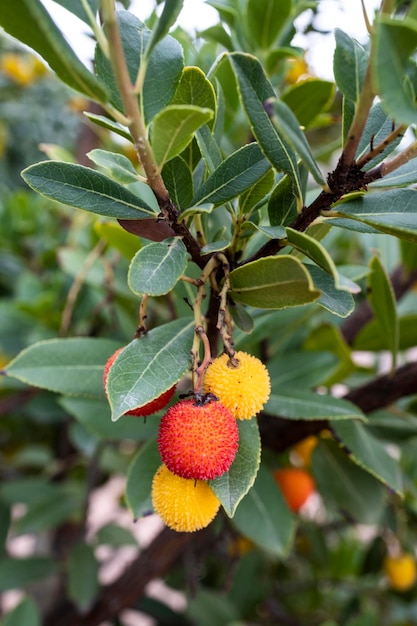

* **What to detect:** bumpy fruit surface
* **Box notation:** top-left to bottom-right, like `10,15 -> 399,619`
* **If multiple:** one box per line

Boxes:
103,348 -> 175,417
152,464 -> 221,532
157,399 -> 239,480
384,553 -> 417,592
203,351 -> 271,420
273,467 -> 315,512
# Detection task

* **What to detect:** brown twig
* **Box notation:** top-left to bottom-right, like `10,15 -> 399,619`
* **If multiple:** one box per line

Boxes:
43,526 -> 212,626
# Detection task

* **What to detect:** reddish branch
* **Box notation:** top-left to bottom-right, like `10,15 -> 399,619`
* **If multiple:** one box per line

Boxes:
259,360 -> 417,451
44,526 -> 212,626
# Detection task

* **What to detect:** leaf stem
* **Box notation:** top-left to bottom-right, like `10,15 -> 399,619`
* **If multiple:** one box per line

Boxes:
100,0 -> 169,205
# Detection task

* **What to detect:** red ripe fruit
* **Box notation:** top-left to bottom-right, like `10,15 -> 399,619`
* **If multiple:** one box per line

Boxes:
157,399 -> 239,480
103,348 -> 176,417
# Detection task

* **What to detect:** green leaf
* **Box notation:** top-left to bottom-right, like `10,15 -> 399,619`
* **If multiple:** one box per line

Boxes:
191,143 -> 272,206
96,523 -> 138,547
162,156 -> 194,209
210,418 -> 261,517
229,255 -> 321,309
53,0 -> 98,22
304,324 -> 355,386
93,220 -> 141,260
228,301 -> 254,333
1,597 -> 40,626
268,174 -> 298,226
95,12 -> 183,124
228,53 -> 302,205
107,318 -> 194,420
231,464 -> 295,557
152,105 -> 214,167
354,313 -> 417,352
282,79 -> 335,127
368,255 -> 399,369
268,350 -> 338,389
373,15 -> 417,125
245,0 -> 291,50
332,420 -> 403,495
144,0 -> 184,60
125,438 -> 162,519
128,238 -> 188,296
87,149 -> 139,184
0,0 -> 108,101
84,112 -> 131,141
5,338 -> 121,398
15,486 -> 82,534
172,66 -> 217,129
328,189 -> 417,243
67,543 -> 99,612
308,265 -> 355,318
0,502 -> 10,555
241,223 -> 286,239
270,100 -> 326,185
333,29 -> 368,103
356,102 -> 403,171
239,168 -> 274,215
286,227 -> 351,291
22,162 -> 157,219
59,397 -> 159,441
266,389 -> 366,421
312,439 -> 386,524
196,124 -> 223,172
370,158 -> 417,187
0,557 -> 57,591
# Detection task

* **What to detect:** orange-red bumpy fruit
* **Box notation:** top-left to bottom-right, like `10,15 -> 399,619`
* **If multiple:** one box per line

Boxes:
103,348 -> 175,417
204,351 -> 271,420
152,464 -> 221,532
157,399 -> 239,480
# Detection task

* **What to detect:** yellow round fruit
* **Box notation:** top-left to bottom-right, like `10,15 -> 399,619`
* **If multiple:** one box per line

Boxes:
203,351 -> 271,420
151,464 -> 221,533
291,435 -> 318,467
384,553 -> 417,592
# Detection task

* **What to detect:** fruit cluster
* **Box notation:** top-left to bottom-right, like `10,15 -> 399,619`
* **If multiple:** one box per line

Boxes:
104,348 -> 271,532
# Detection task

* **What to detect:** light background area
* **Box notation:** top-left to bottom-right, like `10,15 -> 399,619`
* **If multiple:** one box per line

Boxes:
40,0 -> 382,80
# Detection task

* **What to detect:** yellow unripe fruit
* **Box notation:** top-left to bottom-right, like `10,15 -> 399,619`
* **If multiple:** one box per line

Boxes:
1,53 -> 45,86
285,57 -> 309,84
384,553 -> 417,592
204,351 -> 271,420
291,435 -> 318,467
151,464 -> 221,533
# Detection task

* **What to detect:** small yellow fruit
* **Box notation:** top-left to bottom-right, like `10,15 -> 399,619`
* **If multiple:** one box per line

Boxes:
291,435 -> 318,467
1,53 -> 41,86
203,351 -> 271,420
285,57 -> 309,84
151,464 -> 221,533
384,553 -> 417,592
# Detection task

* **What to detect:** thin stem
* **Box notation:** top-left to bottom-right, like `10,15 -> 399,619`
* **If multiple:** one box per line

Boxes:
338,62 -> 375,170
134,294 -> 149,338
377,140 -> 417,178
190,256 -> 221,392
193,326 -> 212,395
80,0 -> 109,57
60,239 -> 107,336
211,253 -> 237,362
356,124 -> 406,170
100,0 -> 168,204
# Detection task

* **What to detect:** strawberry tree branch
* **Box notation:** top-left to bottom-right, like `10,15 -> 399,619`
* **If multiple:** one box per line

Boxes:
100,0 -> 205,268
259,360 -> 417,451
